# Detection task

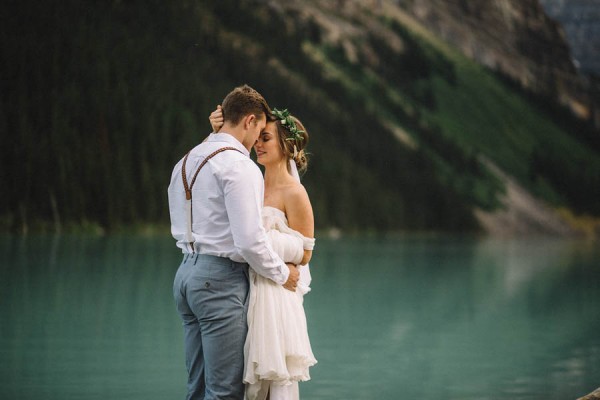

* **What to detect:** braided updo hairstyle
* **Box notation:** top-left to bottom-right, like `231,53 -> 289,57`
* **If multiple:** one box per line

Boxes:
274,115 -> 309,174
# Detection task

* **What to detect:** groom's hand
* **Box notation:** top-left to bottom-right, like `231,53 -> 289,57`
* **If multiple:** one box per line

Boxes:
283,263 -> 299,292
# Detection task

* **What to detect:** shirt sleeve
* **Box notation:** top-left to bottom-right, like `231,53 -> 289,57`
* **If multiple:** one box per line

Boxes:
167,158 -> 188,252
221,159 -> 290,285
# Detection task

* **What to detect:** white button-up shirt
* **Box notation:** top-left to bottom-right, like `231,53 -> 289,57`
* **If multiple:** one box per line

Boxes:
167,133 -> 289,285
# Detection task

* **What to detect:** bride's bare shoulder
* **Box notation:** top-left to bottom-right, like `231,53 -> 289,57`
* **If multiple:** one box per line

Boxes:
284,180 -> 308,200
283,182 -> 312,214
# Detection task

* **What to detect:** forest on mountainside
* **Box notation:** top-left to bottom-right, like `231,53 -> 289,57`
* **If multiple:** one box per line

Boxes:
2,0 -> 599,234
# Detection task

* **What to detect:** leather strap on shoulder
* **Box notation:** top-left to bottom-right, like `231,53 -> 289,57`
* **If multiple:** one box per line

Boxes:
181,147 -> 244,200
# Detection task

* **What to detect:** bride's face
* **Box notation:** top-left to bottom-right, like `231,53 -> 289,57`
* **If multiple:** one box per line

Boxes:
255,121 -> 285,166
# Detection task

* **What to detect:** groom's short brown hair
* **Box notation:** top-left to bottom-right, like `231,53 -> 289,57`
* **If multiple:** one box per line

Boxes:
221,84 -> 273,126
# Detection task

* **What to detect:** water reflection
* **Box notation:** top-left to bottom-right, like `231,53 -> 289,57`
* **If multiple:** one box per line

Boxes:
0,234 -> 185,400
0,235 -> 598,400
305,236 -> 600,399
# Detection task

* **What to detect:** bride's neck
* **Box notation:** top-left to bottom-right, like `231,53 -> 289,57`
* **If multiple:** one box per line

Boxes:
263,160 -> 291,188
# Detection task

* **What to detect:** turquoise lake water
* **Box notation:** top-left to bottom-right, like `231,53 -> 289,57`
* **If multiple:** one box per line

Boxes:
1,234 -> 598,399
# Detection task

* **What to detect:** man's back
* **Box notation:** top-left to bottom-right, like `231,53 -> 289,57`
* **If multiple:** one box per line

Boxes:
168,132 -> 254,257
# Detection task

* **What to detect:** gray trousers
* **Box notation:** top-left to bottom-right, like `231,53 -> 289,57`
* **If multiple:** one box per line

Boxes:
173,253 -> 250,400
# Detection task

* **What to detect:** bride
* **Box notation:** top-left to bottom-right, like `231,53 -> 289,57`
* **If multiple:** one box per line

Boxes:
210,105 -> 317,400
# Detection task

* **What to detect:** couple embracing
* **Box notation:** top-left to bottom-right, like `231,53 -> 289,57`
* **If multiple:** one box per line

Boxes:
168,85 -> 317,400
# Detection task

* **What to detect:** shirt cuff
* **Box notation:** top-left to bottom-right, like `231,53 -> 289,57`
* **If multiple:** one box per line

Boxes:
277,262 -> 290,286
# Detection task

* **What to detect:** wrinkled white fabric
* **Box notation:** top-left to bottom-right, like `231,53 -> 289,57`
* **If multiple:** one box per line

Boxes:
244,207 -> 317,400
263,206 -> 314,294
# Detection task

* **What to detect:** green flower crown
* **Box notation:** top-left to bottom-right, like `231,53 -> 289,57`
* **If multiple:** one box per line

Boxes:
272,108 -> 305,144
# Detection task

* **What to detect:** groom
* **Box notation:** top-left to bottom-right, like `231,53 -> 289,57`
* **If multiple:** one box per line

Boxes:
168,84 -> 300,399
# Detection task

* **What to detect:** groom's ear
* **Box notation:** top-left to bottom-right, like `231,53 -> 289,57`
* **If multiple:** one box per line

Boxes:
242,113 -> 256,129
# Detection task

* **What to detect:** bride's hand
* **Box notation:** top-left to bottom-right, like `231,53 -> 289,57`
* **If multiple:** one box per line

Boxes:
209,105 -> 224,132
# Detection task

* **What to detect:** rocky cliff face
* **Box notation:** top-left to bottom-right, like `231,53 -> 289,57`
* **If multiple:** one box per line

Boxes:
395,0 -> 595,121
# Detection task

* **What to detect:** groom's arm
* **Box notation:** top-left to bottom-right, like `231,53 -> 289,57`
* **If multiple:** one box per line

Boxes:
222,159 -> 299,288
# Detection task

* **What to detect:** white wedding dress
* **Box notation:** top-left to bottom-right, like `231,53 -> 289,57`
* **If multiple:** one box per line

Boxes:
244,206 -> 317,400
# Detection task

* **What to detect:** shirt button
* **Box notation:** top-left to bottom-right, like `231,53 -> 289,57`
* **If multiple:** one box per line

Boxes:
205,281 -> 210,288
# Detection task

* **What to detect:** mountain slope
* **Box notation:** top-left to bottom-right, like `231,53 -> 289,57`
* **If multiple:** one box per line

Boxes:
1,0 -> 599,235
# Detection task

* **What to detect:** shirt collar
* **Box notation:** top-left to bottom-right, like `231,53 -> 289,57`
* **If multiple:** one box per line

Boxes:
206,133 -> 250,157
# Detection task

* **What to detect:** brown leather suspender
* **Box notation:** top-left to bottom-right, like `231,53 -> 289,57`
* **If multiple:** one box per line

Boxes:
181,146 -> 244,252
182,146 -> 244,200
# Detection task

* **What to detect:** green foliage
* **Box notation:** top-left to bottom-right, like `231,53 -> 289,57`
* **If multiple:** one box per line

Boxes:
1,0 -> 599,234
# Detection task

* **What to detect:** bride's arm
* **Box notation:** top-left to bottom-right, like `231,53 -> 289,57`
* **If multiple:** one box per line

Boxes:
208,105 -> 224,132
285,184 -> 314,265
